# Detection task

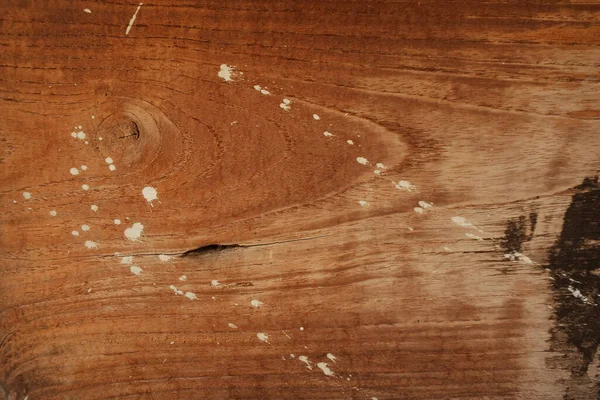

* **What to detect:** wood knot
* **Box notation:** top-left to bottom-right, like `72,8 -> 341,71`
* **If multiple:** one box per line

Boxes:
117,120 -> 140,140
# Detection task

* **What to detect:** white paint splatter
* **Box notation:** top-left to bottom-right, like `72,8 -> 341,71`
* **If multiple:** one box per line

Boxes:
299,327 -> 304,331
23,192 -> 31,200
49,210 -> 57,217
358,200 -> 369,208
70,167 -> 80,176
253,85 -> 262,91
418,201 -> 433,209
211,280 -> 221,287
290,354 -> 295,358
317,362 -> 335,377
347,140 -> 354,145
179,275 -> 187,281
504,252 -> 534,264
568,285 -> 594,305
184,292 -> 197,300
394,180 -> 417,192
113,219 -> 121,225
124,222 -> 144,241
81,165 -> 88,171
105,157 -> 114,164
298,356 -> 312,370
413,207 -> 424,214
356,157 -> 369,165
130,266 -> 143,275
250,299 -> 263,308
228,323 -> 238,329
98,136 -> 102,140
125,3 -> 143,36
451,216 -> 473,228
81,224 -> 90,231
280,98 -> 291,111
83,8 -> 91,13
257,332 -> 269,343
82,184 -> 89,191
71,130 -> 86,140
142,186 -> 158,205
376,163 -> 387,169
72,230 -> 79,236
374,170 -> 382,175
323,131 -> 334,137
90,204 -> 98,212
121,256 -> 133,265
326,353 -> 337,362
159,254 -> 172,262
169,285 -> 184,296
109,165 -> 116,171
260,89 -> 270,95
218,64 -> 235,82
313,114 -> 320,120
85,240 -> 99,249
465,233 -> 483,241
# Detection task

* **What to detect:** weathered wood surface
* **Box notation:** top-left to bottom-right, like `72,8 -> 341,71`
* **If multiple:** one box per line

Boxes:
1,1 -> 599,399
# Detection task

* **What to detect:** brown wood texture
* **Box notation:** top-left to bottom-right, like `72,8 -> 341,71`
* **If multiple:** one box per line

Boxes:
1,1 -> 600,399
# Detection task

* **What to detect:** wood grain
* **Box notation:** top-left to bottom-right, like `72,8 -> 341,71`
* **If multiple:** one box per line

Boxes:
1,1 -> 599,399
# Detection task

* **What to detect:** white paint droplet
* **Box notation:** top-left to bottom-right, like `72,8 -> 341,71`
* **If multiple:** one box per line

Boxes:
83,8 -> 92,13
72,130 -> 86,140
356,157 -> 369,165
317,362 -> 335,376
313,114 -> 320,120
256,332 -> 269,343
109,164 -> 116,171
72,230 -> 79,236
121,256 -> 133,265
280,102 -> 291,111
113,219 -> 121,225
90,204 -> 98,212
169,285 -> 184,296
282,98 -> 291,105
98,136 -> 102,140
326,353 -> 337,362
23,192 -> 31,200
346,139 -> 354,145
218,64 -> 235,81
250,299 -> 264,308
142,186 -> 158,205
211,280 -> 221,287
179,275 -> 187,281
81,224 -> 90,231
124,222 -> 144,241
49,210 -> 57,217
323,131 -> 334,137
418,201 -> 433,209
358,200 -> 369,208
80,165 -> 88,171
414,207 -> 424,214
290,354 -> 295,358
184,292 -> 197,300
228,323 -> 238,329
85,240 -> 99,249
376,163 -> 387,169
299,327 -> 304,331
260,89 -> 270,95
70,167 -> 80,175
125,3 -> 143,35
394,180 -> 417,192
158,254 -> 172,262
82,184 -> 89,191
130,266 -> 143,275
253,85 -> 262,91
298,356 -> 312,370
105,157 -> 114,164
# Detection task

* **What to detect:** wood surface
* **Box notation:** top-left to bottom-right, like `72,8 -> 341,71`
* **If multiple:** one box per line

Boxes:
1,1 -> 600,399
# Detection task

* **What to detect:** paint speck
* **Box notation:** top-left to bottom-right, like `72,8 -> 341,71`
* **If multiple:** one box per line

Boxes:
72,130 -> 86,140
260,89 -> 270,95
88,288 -> 92,293
414,207 -> 424,214
465,233 -> 483,241
82,184 -> 89,191
317,362 -> 335,376
23,192 -> 31,200
505,252 -> 535,264
159,254 -> 172,262
98,136 -> 103,140
358,200 -> 369,208
282,98 -> 291,104
109,165 -> 116,171
83,8 -> 91,13
568,285 -> 594,305
92,116 -> 96,119
113,219 -> 121,225
85,240 -> 99,249
418,200 -> 433,209
169,285 -> 184,296
326,353 -> 337,362
81,165 -> 88,171
394,180 -> 417,192
356,157 -> 369,165
313,114 -> 320,120
254,85 -> 262,91
323,131 -> 334,137
374,170 -> 382,175
49,210 -> 57,217
346,140 -> 354,145
442,246 -> 452,252
228,323 -> 238,329
290,354 -> 295,358
299,327 -> 304,331
121,256 -> 133,265
250,299 -> 263,308
90,204 -> 98,212
81,224 -> 90,231
179,275 -> 187,281
280,98 -> 291,111
218,64 -> 235,82
298,356 -> 312,370
72,230 -> 79,236
70,167 -> 79,175
184,292 -> 197,300
125,3 -> 143,35
124,222 -> 144,241
130,266 -> 143,275
142,186 -> 158,205
230,121 -> 237,126
211,280 -> 221,287
105,157 -> 114,164
257,332 -> 269,343
376,163 -> 387,169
